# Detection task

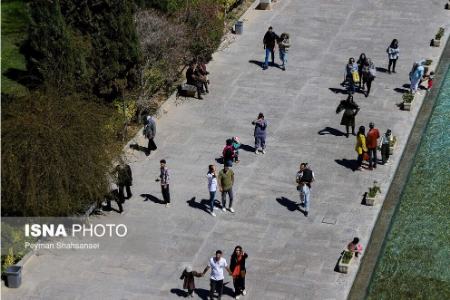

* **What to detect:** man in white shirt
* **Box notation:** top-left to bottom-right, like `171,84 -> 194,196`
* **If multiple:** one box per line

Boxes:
203,250 -> 231,300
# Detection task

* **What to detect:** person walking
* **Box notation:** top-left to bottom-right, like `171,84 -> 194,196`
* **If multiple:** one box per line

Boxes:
252,113 -> 268,154
230,246 -> 248,299
197,57 -> 210,93
218,165 -> 235,213
115,162 -> 133,202
343,58 -> 359,94
222,139 -> 235,167
409,62 -> 425,94
336,94 -> 360,138
362,58 -> 376,97
262,26 -> 278,70
278,32 -> 290,71
180,265 -> 204,298
207,165 -> 218,217
186,61 -> 204,99
144,115 -> 157,156
158,159 -> 171,207
357,53 -> 368,89
232,137 -> 241,163
296,163 -> 315,217
204,250 -> 232,300
366,122 -> 380,170
387,39 -> 399,73
355,126 -> 368,171
379,129 -> 392,165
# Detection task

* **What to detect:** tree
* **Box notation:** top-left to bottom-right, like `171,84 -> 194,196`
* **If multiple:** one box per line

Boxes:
1,90 -> 122,216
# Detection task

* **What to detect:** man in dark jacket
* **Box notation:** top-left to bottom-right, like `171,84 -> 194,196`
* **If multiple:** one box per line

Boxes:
116,162 -> 133,202
186,61 -> 204,100
263,26 -> 278,69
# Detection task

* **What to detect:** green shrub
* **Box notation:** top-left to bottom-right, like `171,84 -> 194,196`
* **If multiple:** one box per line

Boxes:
341,251 -> 353,264
1,90 -> 122,216
435,27 -> 445,40
368,181 -> 381,198
403,92 -> 414,103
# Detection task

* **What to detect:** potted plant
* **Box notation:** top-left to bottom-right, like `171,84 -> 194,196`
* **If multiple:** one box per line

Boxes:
432,27 -> 445,47
424,59 -> 433,66
258,0 -> 272,10
402,92 -> 414,111
389,135 -> 397,155
338,250 -> 354,273
365,181 -> 381,206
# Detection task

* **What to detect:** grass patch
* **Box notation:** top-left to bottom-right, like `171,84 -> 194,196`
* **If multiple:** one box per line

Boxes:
1,0 -> 29,96
367,69 -> 450,299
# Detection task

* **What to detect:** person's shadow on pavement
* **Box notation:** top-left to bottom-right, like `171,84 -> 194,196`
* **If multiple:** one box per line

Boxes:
186,197 -> 211,214
239,143 -> 255,152
248,60 -> 264,68
318,127 -> 346,136
335,159 -> 357,171
141,194 -> 166,204
276,197 -> 299,212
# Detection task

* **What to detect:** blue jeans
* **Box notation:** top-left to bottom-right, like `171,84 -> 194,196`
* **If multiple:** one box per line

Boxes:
264,47 -> 274,67
209,191 -> 216,211
279,49 -> 287,66
255,136 -> 266,151
301,185 -> 310,212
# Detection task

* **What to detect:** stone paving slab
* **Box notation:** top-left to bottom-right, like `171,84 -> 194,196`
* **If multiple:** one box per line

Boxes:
2,0 -> 449,299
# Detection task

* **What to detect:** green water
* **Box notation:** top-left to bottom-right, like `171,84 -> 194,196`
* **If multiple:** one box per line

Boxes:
367,67 -> 450,299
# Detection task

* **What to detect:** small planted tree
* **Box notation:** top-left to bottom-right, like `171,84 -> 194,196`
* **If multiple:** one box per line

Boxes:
366,181 -> 381,206
402,92 -> 414,111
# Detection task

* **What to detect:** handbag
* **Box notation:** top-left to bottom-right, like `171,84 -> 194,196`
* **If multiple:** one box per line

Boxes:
352,71 -> 360,83
363,152 -> 370,161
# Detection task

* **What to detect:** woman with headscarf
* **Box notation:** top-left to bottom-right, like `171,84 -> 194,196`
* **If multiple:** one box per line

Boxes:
409,61 -> 425,94
343,57 -> 359,94
336,94 -> 360,138
230,246 -> 248,299
362,58 -> 376,97
355,126 -> 368,171
387,39 -> 399,73
357,53 -> 368,89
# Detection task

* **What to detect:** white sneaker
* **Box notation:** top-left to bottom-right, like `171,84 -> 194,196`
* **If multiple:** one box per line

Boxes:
261,150 -> 266,154
242,290 -> 246,296
229,207 -> 235,213
235,296 -> 240,300
211,212 -> 216,217
213,206 -> 219,210
222,207 -> 226,212
255,150 -> 260,155
165,203 -> 171,207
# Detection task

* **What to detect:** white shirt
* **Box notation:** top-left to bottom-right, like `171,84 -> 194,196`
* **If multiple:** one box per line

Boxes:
209,257 -> 227,281
207,173 -> 218,192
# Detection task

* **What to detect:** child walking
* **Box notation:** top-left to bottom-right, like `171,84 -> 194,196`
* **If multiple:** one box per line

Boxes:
232,137 -> 241,163
180,265 -> 204,298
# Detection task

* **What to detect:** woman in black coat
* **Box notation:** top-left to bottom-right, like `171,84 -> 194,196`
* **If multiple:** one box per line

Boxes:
230,246 -> 248,299
336,94 -> 360,138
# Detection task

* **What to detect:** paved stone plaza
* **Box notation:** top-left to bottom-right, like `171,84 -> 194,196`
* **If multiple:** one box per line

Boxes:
3,0 -> 449,299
